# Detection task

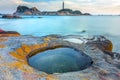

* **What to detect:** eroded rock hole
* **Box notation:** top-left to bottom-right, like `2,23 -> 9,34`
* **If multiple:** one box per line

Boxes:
28,47 -> 93,74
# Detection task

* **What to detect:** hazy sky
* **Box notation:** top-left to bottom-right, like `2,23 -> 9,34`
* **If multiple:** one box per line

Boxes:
0,0 -> 120,15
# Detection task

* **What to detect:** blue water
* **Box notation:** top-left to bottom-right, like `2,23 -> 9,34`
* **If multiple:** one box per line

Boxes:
29,48 -> 93,74
0,16 -> 120,52
0,16 -> 120,36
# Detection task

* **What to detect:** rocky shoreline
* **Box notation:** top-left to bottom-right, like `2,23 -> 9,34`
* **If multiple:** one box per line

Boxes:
0,31 -> 120,80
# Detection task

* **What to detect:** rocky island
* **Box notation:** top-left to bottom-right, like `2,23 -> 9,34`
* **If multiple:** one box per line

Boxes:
14,6 -> 41,15
13,2 -> 91,16
0,30 -> 120,80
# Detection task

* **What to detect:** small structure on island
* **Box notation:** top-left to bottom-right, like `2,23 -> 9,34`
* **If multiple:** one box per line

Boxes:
63,1 -> 65,10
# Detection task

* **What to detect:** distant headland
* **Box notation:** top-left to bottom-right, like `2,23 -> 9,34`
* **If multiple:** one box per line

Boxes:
13,2 -> 91,16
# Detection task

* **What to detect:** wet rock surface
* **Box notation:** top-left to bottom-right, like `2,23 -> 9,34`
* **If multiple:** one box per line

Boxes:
0,35 -> 120,80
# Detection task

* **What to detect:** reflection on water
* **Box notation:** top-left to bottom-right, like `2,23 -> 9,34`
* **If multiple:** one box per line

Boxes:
28,48 -> 93,74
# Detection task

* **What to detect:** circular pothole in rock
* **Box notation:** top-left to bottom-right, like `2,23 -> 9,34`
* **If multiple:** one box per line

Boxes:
28,47 -> 93,74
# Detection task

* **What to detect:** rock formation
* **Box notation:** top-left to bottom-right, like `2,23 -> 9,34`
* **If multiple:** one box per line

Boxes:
14,6 -> 41,15
0,34 -> 120,79
2,14 -> 21,19
0,29 -> 20,36
58,9 -> 83,15
13,5 -> 91,16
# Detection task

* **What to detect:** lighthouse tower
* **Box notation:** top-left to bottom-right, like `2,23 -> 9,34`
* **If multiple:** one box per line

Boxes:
63,1 -> 64,10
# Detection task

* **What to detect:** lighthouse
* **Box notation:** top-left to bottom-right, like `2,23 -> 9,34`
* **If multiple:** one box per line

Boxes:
63,1 -> 64,10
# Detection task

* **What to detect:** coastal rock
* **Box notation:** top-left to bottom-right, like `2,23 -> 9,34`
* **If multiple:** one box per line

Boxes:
72,10 -> 82,15
58,9 -> 83,16
14,6 -> 41,15
0,35 -> 120,80
2,14 -> 21,19
86,36 -> 113,52
83,13 -> 91,15
13,5 -> 91,16
0,30 -> 20,37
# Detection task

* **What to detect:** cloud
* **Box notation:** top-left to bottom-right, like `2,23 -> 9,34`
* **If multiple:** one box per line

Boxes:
0,0 -> 120,15
23,0 -> 40,2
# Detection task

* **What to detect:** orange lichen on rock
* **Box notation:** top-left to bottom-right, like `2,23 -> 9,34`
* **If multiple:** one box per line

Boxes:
0,34 -> 20,37
0,60 -> 33,72
44,37 -> 52,42
104,41 -> 113,52
30,44 -> 41,50
43,37 -> 57,42
16,48 -> 26,56
21,44 -> 31,54
9,61 -> 34,72
10,52 -> 26,61
9,42 -> 49,61
0,44 -> 6,48
0,37 -> 8,42
46,75 -> 58,80
0,31 -> 21,37
39,43 -> 48,48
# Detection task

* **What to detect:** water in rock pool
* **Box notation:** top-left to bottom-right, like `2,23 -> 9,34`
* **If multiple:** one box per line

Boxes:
28,48 -> 93,74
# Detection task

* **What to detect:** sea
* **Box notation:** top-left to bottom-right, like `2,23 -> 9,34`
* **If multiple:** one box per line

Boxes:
0,16 -> 120,52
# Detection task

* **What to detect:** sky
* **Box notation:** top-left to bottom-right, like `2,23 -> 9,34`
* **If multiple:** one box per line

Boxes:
0,0 -> 120,15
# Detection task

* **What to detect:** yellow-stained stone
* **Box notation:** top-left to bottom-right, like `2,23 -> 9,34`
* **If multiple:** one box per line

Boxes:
9,61 -> 34,72
43,37 -> 57,42
10,43 -> 48,61
0,37 -> 8,42
105,41 -> 113,52
10,52 -> 26,61
31,44 -> 41,50
0,34 -> 20,37
0,44 -> 6,48
46,75 -> 58,80
0,61 -> 33,73
16,48 -> 26,56
39,43 -> 48,48
21,44 -> 31,54
82,78 -> 89,80
98,40 -> 113,52
44,37 -> 52,42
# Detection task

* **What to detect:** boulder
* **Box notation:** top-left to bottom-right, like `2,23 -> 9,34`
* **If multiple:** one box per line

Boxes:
86,36 -> 113,52
2,14 -> 21,19
0,30 -> 20,37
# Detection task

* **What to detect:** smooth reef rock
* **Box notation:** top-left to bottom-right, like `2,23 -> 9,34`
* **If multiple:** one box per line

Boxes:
0,35 -> 120,80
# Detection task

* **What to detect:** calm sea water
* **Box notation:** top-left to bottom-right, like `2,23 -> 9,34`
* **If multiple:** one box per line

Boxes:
0,16 -> 120,52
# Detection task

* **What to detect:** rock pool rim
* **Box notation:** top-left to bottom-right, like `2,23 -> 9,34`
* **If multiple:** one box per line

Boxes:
27,45 -> 93,74
26,45 -> 87,59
